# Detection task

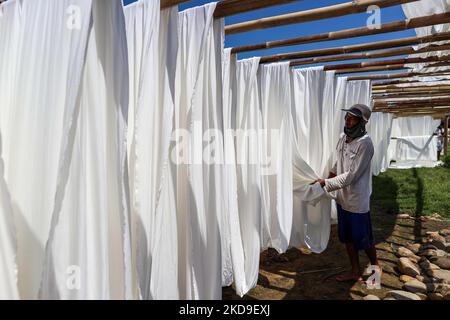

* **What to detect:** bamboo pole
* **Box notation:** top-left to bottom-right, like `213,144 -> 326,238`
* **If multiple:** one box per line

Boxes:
324,55 -> 450,71
290,43 -> 450,67
260,31 -> 450,64
161,0 -> 190,9
347,70 -> 450,81
374,97 -> 450,107
214,0 -> 301,18
372,78 -> 450,86
336,65 -> 413,74
373,85 -> 450,92
225,0 -> 419,35
373,79 -> 421,86
373,91 -> 450,99
232,11 -> 450,53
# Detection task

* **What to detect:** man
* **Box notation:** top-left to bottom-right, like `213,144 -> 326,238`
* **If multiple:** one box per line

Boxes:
316,104 -> 380,282
434,121 -> 444,161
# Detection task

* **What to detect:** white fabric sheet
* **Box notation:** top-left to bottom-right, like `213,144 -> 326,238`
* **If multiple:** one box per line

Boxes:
388,116 -> 441,167
0,0 -> 133,300
0,133 -> 19,300
124,0 -> 178,300
173,3 -> 224,299
396,136 -> 438,162
40,0 -> 133,300
259,62 -> 294,253
0,0 -> 94,299
233,57 -> 270,296
221,48 -> 245,290
290,67 -> 335,253
367,112 -> 394,176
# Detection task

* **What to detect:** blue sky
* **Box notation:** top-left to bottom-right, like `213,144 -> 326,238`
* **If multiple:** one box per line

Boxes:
123,0 -> 416,75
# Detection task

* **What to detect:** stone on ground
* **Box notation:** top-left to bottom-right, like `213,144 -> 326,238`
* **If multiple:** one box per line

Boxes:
385,290 -> 421,300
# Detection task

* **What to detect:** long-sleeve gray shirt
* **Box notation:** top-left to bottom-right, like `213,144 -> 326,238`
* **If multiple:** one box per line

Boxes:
324,133 -> 374,213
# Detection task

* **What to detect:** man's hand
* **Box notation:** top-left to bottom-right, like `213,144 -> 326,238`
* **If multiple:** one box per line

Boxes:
314,179 -> 326,188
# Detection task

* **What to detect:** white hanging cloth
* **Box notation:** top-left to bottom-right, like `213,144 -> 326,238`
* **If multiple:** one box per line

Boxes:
367,112 -> 394,175
173,2 -> 225,299
232,56 -> 270,296
39,0 -> 133,300
124,0 -> 179,300
0,132 -> 19,300
396,136 -> 438,162
0,0 -> 21,300
401,1 -> 450,76
221,49 -> 246,291
0,0 -> 99,299
388,116 -> 441,168
290,67 -> 336,253
259,62 -> 294,253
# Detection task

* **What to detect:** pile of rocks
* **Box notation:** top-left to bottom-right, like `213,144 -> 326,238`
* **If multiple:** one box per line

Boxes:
378,227 -> 450,300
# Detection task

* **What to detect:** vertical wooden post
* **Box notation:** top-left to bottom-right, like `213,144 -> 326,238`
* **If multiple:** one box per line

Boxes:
444,116 -> 449,155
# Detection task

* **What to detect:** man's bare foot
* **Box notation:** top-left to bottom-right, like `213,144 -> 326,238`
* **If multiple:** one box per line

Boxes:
336,272 -> 362,282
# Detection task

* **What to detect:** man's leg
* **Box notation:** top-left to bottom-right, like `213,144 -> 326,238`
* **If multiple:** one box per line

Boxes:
336,242 -> 362,281
364,245 -> 379,266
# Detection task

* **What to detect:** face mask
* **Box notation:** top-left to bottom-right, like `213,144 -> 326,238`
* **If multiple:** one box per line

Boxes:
344,119 -> 367,139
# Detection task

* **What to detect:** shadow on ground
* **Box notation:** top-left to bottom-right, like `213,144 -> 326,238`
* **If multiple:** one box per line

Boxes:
223,172 -> 449,300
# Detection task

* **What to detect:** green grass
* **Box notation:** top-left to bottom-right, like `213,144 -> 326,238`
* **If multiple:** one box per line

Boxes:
372,166 -> 450,218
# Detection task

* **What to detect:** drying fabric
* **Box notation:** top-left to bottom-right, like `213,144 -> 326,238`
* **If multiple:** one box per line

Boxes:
390,116 -> 441,137
39,0 -> 133,300
0,0 -> 134,299
173,3 -> 224,299
396,136 -> 438,162
124,0 -> 179,300
401,1 -> 450,74
232,57 -> 269,296
290,67 -> 336,253
220,48 -> 245,290
388,116 -> 441,166
0,0 -> 21,300
0,133 -> 19,300
367,112 -> 394,176
259,62 -> 294,253
0,0 -> 94,299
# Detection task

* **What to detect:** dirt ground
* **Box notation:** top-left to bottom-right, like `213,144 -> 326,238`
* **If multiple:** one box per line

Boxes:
222,206 -> 450,300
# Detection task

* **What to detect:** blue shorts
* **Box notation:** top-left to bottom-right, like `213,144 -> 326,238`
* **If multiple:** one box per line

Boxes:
337,203 -> 374,250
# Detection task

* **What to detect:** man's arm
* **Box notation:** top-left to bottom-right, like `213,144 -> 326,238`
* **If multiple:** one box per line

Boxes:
323,142 -> 374,192
316,163 -> 336,186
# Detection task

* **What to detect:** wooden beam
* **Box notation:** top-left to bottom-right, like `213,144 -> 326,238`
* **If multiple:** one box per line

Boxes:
225,0 -> 419,35
260,31 -> 450,64
161,0 -> 190,9
373,85 -> 450,92
336,65 -> 412,74
324,55 -> 450,71
373,91 -> 450,99
290,43 -> 450,67
372,78 -> 450,86
374,97 -> 450,107
232,11 -> 450,53
347,70 -> 450,81
214,0 -> 301,18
